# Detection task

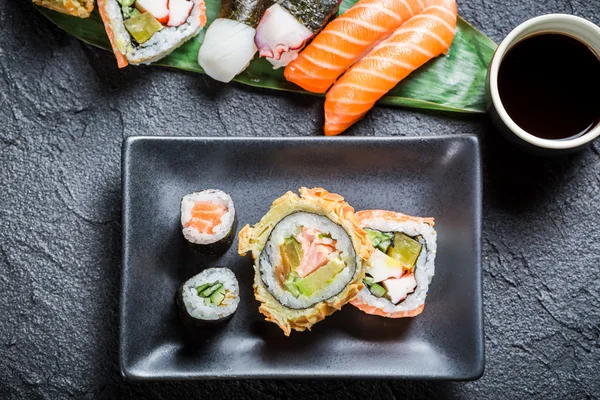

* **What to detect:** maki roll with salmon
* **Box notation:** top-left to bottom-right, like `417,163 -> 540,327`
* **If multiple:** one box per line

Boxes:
181,189 -> 237,255
351,210 -> 437,318
177,268 -> 240,325
98,0 -> 207,67
238,187 -> 372,336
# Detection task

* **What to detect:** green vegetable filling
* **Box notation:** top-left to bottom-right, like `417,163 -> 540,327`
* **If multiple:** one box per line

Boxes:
387,233 -> 422,270
195,281 -> 229,306
362,229 -> 424,300
283,255 -> 346,297
369,283 -> 386,298
364,228 -> 393,253
281,237 -> 303,271
117,0 -> 138,20
123,12 -> 163,44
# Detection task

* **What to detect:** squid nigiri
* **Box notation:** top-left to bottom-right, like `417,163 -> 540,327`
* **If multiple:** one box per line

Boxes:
324,0 -> 458,135
284,0 -> 427,93
198,0 -> 266,82
255,0 -> 342,69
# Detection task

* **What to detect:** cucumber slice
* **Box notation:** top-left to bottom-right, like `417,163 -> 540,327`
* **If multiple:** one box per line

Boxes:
284,272 -> 301,297
210,291 -> 225,306
201,283 -> 223,297
196,283 -> 211,296
363,276 -> 374,286
369,283 -> 386,298
204,298 -> 211,306
376,239 -> 391,253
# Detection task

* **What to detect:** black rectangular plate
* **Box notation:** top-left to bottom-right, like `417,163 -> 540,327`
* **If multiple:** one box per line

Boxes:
121,136 -> 483,380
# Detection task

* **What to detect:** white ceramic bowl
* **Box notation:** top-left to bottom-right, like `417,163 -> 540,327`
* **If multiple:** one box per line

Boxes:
486,14 -> 600,154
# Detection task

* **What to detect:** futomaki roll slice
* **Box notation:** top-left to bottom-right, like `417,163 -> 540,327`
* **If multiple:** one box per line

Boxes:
351,210 -> 437,318
181,189 -> 237,255
176,268 -> 240,325
238,187 -> 372,336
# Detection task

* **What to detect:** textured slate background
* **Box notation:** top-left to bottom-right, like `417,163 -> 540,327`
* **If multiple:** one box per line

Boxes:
1,0 -> 599,398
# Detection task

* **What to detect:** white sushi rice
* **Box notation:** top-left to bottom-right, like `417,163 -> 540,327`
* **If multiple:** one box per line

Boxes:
181,268 -> 240,321
104,0 -> 204,65
181,189 -> 235,245
259,212 -> 356,309
355,217 -> 437,314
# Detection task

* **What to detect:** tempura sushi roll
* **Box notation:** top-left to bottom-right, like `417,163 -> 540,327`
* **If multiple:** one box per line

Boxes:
351,210 -> 437,318
33,0 -> 94,18
238,187 -> 372,336
177,268 -> 240,325
98,0 -> 207,68
181,189 -> 237,255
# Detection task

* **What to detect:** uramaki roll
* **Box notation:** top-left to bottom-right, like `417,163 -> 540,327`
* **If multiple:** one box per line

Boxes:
351,210 -> 437,318
97,0 -> 206,68
238,187 -> 372,336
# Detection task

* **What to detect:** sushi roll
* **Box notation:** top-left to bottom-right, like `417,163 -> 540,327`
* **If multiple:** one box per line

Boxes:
351,210 -> 437,318
238,187 -> 372,336
97,0 -> 207,68
197,0 -> 267,82
181,189 -> 237,255
177,268 -> 240,325
254,0 -> 342,69
33,0 -> 94,18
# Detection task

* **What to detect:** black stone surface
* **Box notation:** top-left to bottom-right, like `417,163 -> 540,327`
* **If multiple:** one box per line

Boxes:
0,0 -> 598,398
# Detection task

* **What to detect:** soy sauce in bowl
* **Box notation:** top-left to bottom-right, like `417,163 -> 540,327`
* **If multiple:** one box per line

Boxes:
497,33 -> 600,140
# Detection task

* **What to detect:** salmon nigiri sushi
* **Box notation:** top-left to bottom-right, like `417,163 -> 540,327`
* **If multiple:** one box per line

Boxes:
181,190 -> 237,255
324,0 -> 458,135
284,0 -> 427,93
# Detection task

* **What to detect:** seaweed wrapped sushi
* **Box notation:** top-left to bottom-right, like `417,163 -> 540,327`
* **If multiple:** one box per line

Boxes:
238,187 -> 372,335
181,189 -> 237,255
351,210 -> 437,318
177,267 -> 240,325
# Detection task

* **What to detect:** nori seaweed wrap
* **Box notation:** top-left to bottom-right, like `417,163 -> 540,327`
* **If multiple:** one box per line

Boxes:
180,189 -> 237,255
238,187 -> 373,335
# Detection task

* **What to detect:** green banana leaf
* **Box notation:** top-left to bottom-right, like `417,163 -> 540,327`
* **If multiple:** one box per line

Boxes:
37,1 -> 497,113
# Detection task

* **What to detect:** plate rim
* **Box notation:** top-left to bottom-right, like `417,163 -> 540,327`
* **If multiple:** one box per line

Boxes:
120,135 -> 484,381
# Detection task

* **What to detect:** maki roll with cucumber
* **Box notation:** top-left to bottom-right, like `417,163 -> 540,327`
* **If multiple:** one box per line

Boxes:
177,268 -> 240,324
351,210 -> 437,318
98,0 -> 207,67
181,189 -> 237,255
238,187 -> 372,336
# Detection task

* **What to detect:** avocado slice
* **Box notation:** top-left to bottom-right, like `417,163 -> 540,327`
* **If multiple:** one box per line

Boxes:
281,237 -> 303,271
387,233 -> 422,270
123,12 -> 162,44
294,255 -> 345,297
363,276 -> 374,286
